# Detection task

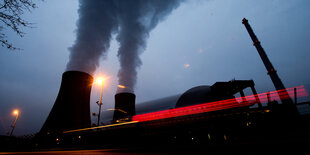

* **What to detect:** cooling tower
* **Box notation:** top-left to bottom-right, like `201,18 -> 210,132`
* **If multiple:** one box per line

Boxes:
113,93 -> 136,122
40,71 -> 93,133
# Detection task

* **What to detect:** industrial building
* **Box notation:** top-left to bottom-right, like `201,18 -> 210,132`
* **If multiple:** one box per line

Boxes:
35,18 -> 310,151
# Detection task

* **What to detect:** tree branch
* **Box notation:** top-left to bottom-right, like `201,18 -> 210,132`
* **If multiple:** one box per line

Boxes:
0,0 -> 38,50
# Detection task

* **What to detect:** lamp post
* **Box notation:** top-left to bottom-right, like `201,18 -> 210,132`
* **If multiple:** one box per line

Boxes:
96,78 -> 104,126
10,109 -> 19,136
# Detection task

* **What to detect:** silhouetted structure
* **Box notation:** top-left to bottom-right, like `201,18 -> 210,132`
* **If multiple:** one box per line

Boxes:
113,93 -> 136,122
242,18 -> 294,106
40,71 -> 93,133
135,80 -> 260,113
175,80 -> 261,108
36,79 -> 309,151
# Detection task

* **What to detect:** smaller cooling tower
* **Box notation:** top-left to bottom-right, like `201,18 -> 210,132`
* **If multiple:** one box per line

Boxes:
113,93 -> 136,122
40,71 -> 93,133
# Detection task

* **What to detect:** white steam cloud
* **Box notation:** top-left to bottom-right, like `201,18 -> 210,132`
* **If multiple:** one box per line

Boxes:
66,0 -> 184,93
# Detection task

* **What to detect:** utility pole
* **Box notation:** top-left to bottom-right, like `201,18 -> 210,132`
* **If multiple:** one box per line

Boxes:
10,110 -> 19,136
97,82 -> 104,126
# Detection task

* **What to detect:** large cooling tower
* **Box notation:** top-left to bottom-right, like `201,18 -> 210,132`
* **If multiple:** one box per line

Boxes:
40,71 -> 93,133
113,93 -> 136,122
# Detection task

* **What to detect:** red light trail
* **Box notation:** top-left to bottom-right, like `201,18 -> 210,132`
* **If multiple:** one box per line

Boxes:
132,86 -> 308,122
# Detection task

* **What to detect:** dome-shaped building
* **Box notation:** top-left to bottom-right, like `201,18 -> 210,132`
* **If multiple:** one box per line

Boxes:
136,80 -> 260,115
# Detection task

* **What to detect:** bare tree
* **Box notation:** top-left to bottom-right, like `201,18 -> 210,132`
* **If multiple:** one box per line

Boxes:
0,0 -> 38,50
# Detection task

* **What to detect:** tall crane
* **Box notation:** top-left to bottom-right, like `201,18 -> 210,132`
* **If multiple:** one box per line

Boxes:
242,18 -> 294,106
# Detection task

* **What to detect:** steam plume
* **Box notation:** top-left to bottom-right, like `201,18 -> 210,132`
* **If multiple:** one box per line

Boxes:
66,1 -> 118,74
66,0 -> 183,93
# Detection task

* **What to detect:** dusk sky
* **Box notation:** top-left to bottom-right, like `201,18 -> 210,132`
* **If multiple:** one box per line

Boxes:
1,0 -> 310,136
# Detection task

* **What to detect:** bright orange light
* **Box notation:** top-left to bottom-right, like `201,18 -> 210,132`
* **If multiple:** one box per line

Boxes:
13,109 -> 19,116
118,85 -> 126,89
95,77 -> 104,85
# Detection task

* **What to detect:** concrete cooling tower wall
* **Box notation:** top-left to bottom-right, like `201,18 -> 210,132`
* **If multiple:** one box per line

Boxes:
40,71 -> 93,133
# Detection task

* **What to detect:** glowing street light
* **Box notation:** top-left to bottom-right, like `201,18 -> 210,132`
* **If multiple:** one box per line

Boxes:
13,110 -> 19,116
117,85 -> 126,89
95,77 -> 105,126
96,77 -> 104,85
10,109 -> 20,136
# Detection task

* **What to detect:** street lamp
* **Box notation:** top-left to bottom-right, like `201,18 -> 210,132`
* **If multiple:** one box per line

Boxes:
10,109 -> 19,136
95,78 -> 104,126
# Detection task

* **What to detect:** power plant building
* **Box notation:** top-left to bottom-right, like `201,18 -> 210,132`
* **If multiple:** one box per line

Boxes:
40,71 -> 93,134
